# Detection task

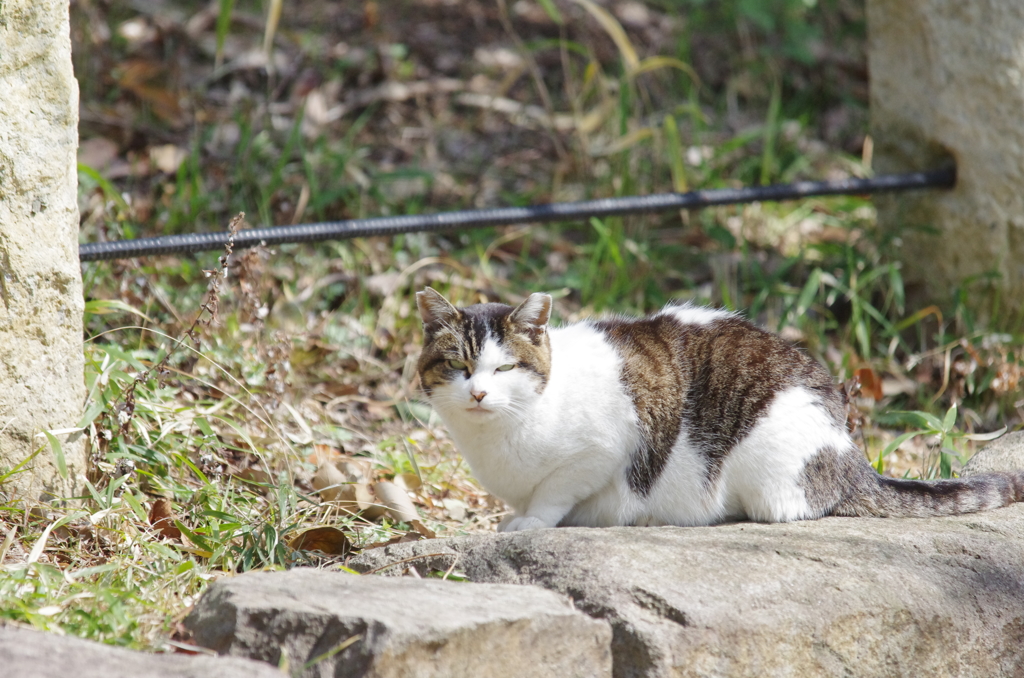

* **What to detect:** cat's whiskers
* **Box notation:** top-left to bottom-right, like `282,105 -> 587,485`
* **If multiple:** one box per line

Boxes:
495,398 -> 531,425
428,390 -> 519,424
425,391 -> 474,413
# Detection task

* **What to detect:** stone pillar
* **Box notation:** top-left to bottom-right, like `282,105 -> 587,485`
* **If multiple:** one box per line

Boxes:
868,0 -> 1024,314
0,0 -> 85,501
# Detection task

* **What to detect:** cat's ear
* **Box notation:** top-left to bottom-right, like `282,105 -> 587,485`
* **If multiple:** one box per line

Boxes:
416,287 -> 459,326
510,293 -> 552,329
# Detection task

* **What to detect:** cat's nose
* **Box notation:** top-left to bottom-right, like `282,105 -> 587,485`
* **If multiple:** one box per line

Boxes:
471,389 -> 487,402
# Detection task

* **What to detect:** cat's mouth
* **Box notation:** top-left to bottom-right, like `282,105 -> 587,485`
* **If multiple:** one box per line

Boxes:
464,404 -> 494,414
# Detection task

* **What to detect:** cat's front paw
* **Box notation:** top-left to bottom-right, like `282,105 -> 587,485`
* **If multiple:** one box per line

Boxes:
499,516 -> 550,532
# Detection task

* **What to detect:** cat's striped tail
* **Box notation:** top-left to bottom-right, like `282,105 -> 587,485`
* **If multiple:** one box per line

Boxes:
832,463 -> 1024,518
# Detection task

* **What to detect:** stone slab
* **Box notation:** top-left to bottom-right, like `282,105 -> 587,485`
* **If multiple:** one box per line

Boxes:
186,568 -> 612,678
0,624 -> 283,678
352,505 -> 1024,678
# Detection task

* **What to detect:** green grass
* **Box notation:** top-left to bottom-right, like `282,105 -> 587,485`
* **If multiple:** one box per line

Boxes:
5,0 -> 1023,653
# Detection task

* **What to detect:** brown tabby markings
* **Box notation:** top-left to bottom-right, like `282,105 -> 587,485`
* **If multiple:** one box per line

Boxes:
597,313 -> 845,496
417,302 -> 551,395
592,316 -> 686,496
797,444 -> 865,515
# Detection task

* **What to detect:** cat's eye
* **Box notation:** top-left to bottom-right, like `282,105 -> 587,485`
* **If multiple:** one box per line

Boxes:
496,363 -> 516,372
447,359 -> 468,371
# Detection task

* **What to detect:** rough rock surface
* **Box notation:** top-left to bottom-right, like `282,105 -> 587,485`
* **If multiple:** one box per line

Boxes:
0,0 -> 85,500
963,431 -> 1024,477
352,505 -> 1024,678
0,624 -> 283,678
868,0 -> 1024,312
186,568 -> 612,678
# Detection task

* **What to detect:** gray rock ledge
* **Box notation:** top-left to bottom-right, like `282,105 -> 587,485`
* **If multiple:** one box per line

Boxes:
350,505 -> 1024,678
962,430 -> 1024,477
0,624 -> 283,678
186,568 -> 612,678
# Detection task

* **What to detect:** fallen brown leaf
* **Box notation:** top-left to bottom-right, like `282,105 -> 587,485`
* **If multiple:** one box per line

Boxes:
288,526 -> 352,556
854,367 -> 884,401
148,498 -> 182,541
409,520 -> 436,539
234,467 -> 272,488
307,443 -> 343,466
393,472 -> 422,491
373,481 -> 419,523
115,59 -> 184,127
149,144 -> 188,174
313,463 -> 386,518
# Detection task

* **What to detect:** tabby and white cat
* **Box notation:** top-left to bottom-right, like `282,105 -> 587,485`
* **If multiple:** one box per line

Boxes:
415,287 -> 1024,532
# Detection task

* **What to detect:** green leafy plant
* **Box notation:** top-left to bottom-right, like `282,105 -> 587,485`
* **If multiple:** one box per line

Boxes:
875,404 -> 1007,479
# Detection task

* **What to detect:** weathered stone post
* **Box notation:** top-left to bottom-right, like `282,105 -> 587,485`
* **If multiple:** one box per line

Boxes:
868,1 -> 1024,314
0,0 -> 85,501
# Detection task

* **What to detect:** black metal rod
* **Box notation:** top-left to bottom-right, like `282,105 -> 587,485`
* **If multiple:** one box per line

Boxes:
79,167 -> 955,262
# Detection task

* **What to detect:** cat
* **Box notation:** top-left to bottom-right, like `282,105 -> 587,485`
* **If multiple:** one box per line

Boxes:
415,287 -> 1024,531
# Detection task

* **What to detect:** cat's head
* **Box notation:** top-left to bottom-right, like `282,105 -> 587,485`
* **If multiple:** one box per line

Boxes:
415,288 -> 552,424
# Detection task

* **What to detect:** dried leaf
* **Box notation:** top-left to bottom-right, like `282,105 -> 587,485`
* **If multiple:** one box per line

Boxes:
963,426 -> 1008,442
149,498 -> 182,541
354,484 -> 387,519
441,497 -> 468,522
854,367 -> 884,401
393,472 -> 422,492
314,464 -> 385,518
312,383 -> 359,402
307,443 -> 343,466
288,526 -> 352,556
312,462 -> 348,501
235,467 -> 272,486
150,144 -> 188,174
117,17 -> 157,45
373,481 -> 419,523
116,59 -> 183,126
0,525 -> 17,564
27,521 -> 56,564
409,520 -> 435,539
309,453 -> 373,485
